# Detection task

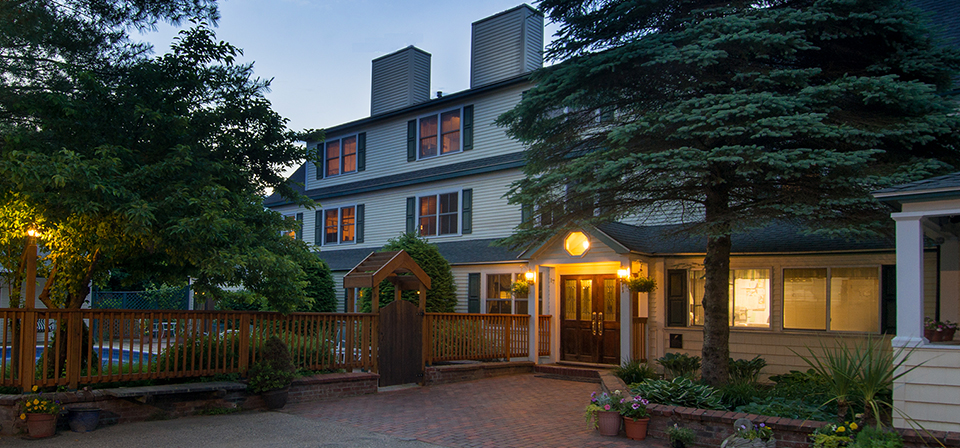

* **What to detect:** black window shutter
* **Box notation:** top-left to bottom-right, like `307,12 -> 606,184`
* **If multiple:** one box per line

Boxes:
406,197 -> 416,234
407,120 -> 417,162
356,204 -> 365,244
881,264 -> 896,335
462,105 -> 474,151
667,270 -> 687,327
468,273 -> 481,313
295,212 -> 303,240
315,142 -> 324,180
314,210 -> 323,246
461,189 -> 473,234
357,132 -> 366,172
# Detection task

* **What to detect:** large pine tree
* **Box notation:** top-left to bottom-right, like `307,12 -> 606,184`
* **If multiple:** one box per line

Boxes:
498,0 -> 960,385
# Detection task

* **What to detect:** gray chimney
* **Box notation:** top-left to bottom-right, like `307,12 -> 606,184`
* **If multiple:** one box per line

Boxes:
371,46 -> 431,116
470,4 -> 544,89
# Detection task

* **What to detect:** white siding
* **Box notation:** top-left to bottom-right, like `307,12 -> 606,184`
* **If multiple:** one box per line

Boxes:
305,84 -> 529,192
894,345 -> 960,431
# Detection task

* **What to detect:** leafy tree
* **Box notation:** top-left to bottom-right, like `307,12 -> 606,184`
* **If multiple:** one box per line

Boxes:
358,233 -> 457,313
300,257 -> 337,313
0,1 -> 315,313
497,0 -> 960,386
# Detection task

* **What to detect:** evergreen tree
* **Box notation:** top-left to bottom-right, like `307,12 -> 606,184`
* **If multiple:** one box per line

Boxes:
358,233 -> 457,313
498,0 -> 960,385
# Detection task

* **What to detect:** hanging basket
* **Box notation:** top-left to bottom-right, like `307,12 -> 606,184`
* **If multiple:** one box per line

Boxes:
625,276 -> 657,294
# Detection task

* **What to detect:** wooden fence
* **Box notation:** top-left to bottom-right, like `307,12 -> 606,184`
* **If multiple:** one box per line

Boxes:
0,309 -> 553,391
0,309 -> 376,390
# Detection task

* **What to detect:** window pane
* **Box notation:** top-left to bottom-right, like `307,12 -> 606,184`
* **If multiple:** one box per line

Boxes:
419,195 -> 437,216
439,192 -> 458,214
418,196 -> 437,236
340,206 -> 355,243
438,192 -> 458,235
419,116 -> 438,158
784,268 -> 827,330
831,267 -> 879,332
580,280 -> 592,321
441,110 -> 460,154
564,280 -> 577,320
487,300 -> 509,314
487,274 -> 512,299
688,271 -> 705,326
419,216 -> 436,236
342,136 -> 357,173
515,299 -> 528,315
603,279 -> 616,321
731,269 -> 770,328
325,140 -> 340,176
324,209 -> 339,244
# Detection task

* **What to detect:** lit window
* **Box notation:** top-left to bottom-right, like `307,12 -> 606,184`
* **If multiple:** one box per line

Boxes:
322,206 -> 356,245
486,273 -> 528,314
419,109 -> 461,159
564,232 -> 590,257
418,192 -> 458,236
784,267 -> 879,332
686,269 -> 770,328
323,135 -> 360,178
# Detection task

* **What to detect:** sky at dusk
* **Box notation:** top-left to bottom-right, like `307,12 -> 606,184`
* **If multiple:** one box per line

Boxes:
142,0 -> 558,138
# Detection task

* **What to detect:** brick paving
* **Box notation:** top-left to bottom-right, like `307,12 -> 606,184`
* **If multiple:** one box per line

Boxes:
285,373 -> 669,448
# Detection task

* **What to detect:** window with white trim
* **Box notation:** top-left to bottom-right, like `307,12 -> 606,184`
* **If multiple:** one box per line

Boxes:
324,135 -> 358,177
682,269 -> 771,328
486,273 -> 528,314
419,109 -> 461,159
322,206 -> 356,245
418,192 -> 459,236
783,267 -> 879,332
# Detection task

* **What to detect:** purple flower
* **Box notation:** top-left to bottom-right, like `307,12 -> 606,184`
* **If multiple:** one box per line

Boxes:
604,404 -> 611,411
620,398 -> 626,403
591,392 -> 596,398
759,423 -> 765,428
632,403 -> 640,410
641,399 -> 649,405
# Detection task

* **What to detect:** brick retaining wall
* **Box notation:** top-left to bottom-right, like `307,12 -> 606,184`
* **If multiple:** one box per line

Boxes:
424,361 -> 535,385
0,372 -> 378,436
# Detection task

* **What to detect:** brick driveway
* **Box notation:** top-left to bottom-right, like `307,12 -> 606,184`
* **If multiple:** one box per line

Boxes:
285,373 -> 668,448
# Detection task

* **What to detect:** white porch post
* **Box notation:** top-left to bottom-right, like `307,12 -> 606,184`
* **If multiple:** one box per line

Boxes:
620,259 -> 633,364
893,214 -> 926,346
528,265 -> 539,363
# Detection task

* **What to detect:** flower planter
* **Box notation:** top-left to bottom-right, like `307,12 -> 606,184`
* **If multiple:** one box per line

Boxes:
623,417 -> 650,440
25,413 -> 56,438
596,410 -> 621,436
67,407 -> 101,432
261,388 -> 289,410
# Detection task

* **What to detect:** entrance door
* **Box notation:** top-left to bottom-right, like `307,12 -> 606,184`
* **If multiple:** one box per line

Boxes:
560,275 -> 620,364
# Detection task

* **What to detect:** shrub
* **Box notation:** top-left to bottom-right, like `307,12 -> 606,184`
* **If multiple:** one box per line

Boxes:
729,355 -> 766,384
656,352 -> 700,379
735,397 -> 834,422
153,334 -> 244,372
631,377 -> 722,409
299,257 -> 337,312
768,369 -> 835,410
719,381 -> 766,410
851,425 -> 902,448
613,359 -> 659,385
246,336 -> 295,393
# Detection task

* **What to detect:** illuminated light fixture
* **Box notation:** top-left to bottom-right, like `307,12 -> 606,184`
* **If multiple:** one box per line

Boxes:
26,229 -> 39,238
564,232 -> 590,257
617,268 -> 629,279
524,270 -> 536,283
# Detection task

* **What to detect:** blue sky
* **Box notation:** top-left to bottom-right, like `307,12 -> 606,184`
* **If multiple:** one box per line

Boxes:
143,0 -> 557,137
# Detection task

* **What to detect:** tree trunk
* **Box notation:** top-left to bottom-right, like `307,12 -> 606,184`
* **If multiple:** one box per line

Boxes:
701,171 -> 732,387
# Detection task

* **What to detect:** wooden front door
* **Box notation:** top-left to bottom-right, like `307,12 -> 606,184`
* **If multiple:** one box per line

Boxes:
560,275 -> 620,364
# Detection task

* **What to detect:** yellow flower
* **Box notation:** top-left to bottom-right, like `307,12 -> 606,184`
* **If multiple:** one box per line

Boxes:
31,386 -> 38,392
19,414 -> 25,420
850,423 -> 858,430
837,426 -> 846,433
32,399 -> 38,405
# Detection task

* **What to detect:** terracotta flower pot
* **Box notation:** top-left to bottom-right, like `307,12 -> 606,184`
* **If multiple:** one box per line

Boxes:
623,416 -> 650,440
261,388 -> 289,410
25,413 -> 56,438
944,328 -> 956,341
596,410 -> 621,436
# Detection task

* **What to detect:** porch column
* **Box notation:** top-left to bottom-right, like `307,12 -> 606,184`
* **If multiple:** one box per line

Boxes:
893,214 -> 926,346
620,259 -> 633,364
528,266 -> 539,363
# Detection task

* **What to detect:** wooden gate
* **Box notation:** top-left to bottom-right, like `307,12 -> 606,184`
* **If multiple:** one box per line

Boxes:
378,300 -> 423,387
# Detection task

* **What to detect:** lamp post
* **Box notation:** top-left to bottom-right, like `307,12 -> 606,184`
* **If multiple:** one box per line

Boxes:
21,228 -> 39,391
23,229 -> 38,310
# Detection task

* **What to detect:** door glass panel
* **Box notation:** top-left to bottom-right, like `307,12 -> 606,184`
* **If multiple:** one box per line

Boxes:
564,280 -> 577,320
580,280 -> 592,321
603,279 -> 616,321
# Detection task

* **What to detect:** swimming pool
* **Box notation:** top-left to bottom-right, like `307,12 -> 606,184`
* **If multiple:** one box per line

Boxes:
1,346 -> 153,365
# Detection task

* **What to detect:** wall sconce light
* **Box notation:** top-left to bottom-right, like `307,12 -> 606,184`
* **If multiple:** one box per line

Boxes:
524,270 -> 536,283
617,267 -> 629,279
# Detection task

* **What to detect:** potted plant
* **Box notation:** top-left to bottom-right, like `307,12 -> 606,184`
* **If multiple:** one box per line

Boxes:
924,318 -> 958,342
721,418 -> 775,448
625,276 -> 657,294
618,393 -> 651,440
246,336 -> 296,409
19,386 -> 61,438
667,424 -> 697,448
584,390 -> 623,436
510,280 -> 529,297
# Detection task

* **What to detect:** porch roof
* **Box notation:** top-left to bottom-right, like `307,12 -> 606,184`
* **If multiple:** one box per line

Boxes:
872,172 -> 960,210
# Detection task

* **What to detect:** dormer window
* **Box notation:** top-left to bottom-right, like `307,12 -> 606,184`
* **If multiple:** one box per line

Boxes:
317,133 -> 365,180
